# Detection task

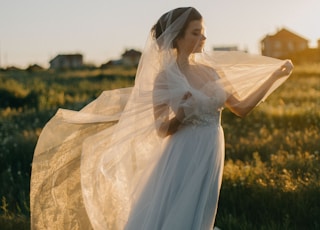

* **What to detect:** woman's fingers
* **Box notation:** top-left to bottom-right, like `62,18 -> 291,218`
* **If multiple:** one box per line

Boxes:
276,60 -> 293,77
182,91 -> 192,100
282,60 -> 294,73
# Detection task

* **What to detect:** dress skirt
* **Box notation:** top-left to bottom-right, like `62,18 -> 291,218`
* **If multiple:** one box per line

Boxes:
125,122 -> 225,230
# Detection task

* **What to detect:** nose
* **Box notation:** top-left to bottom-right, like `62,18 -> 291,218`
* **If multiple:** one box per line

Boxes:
201,34 -> 206,41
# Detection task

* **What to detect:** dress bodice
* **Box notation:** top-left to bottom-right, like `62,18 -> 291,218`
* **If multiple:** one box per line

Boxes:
176,80 -> 227,127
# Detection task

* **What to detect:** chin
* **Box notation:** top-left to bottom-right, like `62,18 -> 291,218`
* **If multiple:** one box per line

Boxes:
194,45 -> 205,53
193,48 -> 204,53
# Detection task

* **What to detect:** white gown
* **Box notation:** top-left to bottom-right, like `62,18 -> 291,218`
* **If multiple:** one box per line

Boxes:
125,78 -> 227,229
30,51 -> 291,230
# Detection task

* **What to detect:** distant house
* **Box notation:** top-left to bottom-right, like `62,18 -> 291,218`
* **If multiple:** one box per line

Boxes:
26,64 -> 44,72
261,28 -> 308,59
213,45 -> 249,53
101,49 -> 142,69
121,49 -> 141,67
100,60 -> 118,69
49,54 -> 83,69
290,41 -> 320,64
213,46 -> 238,51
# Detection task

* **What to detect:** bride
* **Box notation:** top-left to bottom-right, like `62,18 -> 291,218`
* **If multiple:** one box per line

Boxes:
30,7 -> 293,230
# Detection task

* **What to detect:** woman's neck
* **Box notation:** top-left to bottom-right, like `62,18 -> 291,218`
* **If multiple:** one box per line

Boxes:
176,53 -> 191,70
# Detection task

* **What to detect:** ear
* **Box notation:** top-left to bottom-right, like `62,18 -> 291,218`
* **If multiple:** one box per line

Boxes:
173,36 -> 183,49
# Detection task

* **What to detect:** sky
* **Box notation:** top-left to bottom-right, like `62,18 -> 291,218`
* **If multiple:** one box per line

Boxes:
1,0 -> 320,68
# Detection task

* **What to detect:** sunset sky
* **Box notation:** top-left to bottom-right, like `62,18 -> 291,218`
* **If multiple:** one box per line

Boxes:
1,0 -> 320,68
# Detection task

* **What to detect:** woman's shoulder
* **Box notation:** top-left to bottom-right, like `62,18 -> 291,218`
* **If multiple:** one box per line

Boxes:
198,63 -> 215,72
155,70 -> 168,82
154,70 -> 170,88
155,63 -> 180,81
192,63 -> 220,80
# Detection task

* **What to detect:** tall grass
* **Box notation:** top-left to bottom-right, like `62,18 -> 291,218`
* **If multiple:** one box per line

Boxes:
0,66 -> 319,229
216,66 -> 320,229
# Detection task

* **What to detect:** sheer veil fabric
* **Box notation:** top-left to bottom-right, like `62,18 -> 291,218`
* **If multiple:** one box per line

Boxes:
30,7 -> 292,230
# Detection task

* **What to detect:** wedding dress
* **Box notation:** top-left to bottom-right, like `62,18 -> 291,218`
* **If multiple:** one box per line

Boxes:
124,64 -> 227,229
30,7 -> 292,230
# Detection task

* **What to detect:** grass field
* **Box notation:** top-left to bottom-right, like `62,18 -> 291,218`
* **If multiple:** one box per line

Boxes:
0,65 -> 319,229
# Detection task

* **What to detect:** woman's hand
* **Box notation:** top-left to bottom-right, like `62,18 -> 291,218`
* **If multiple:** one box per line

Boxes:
273,60 -> 294,78
176,92 -> 192,122
226,60 -> 293,117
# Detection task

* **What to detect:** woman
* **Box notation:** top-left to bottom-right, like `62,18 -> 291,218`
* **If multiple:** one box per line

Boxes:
30,7 -> 293,230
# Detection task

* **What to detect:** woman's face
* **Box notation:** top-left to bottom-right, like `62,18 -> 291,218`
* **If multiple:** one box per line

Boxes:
176,19 -> 206,54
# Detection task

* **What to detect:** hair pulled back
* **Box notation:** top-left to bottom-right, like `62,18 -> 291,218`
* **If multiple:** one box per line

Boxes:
151,7 -> 202,48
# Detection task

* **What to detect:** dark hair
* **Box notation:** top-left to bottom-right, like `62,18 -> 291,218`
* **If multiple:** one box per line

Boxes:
151,7 -> 202,48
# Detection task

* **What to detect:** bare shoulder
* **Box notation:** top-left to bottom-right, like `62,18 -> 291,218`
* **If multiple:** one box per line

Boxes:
154,70 -> 170,90
154,70 -> 168,84
193,63 -> 220,80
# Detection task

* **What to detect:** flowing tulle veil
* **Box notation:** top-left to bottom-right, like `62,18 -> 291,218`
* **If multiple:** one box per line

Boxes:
30,7 -> 292,230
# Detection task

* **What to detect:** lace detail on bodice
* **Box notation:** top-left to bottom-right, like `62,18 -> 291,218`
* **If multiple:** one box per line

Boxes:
180,81 -> 226,127
183,110 -> 221,127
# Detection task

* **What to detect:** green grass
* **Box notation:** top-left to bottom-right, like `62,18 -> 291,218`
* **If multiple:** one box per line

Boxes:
0,66 -> 319,229
216,66 -> 320,229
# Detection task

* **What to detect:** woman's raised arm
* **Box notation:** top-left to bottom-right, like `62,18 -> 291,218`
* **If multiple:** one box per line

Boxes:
225,60 -> 293,117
